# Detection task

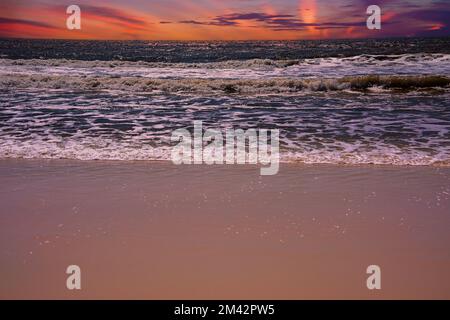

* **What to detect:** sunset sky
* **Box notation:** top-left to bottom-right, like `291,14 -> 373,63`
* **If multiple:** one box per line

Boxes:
0,0 -> 449,40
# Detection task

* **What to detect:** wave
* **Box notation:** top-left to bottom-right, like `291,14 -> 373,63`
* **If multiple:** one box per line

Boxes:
2,53 -> 449,68
1,137 -> 448,166
0,137 -> 172,161
1,53 -> 449,80
1,74 -> 449,94
0,57 -> 301,69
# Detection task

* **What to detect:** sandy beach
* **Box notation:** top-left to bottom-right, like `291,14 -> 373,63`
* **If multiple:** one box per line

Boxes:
0,159 -> 449,299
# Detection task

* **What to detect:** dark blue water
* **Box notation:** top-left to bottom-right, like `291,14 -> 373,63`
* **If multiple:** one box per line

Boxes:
1,37 -> 449,62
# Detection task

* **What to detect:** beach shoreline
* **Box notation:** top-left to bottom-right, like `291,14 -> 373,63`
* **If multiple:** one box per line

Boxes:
1,159 -> 449,299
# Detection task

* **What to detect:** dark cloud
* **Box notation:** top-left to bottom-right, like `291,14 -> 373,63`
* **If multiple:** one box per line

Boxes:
179,19 -> 238,26
218,13 -> 294,21
403,8 -> 450,23
397,7 -> 450,36
213,13 -> 298,27
175,1 -> 450,36
356,0 -> 397,6
0,17 -> 57,29
179,20 -> 209,25
81,5 -> 147,26
177,12 -> 370,31
179,13 -> 298,28
374,0 -> 449,37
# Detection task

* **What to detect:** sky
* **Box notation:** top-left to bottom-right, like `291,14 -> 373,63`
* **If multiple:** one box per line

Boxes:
0,0 -> 449,40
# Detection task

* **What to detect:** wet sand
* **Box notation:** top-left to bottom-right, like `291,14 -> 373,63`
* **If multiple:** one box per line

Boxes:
0,159 -> 449,299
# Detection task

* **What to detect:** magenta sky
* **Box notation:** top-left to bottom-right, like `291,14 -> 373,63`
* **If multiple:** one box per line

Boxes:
0,0 -> 449,40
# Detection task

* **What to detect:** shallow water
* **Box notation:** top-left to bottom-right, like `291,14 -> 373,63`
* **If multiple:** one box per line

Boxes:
0,89 -> 449,165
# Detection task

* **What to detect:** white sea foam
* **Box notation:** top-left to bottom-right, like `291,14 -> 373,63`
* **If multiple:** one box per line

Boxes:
0,137 -> 172,161
1,88 -> 449,166
1,53 -> 449,80
1,136 -> 448,166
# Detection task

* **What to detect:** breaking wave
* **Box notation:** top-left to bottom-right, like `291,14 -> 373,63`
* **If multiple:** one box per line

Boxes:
1,74 -> 449,94
1,53 -> 449,80
1,138 -> 448,166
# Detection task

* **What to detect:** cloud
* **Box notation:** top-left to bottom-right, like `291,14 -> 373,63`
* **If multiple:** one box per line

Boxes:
178,13 -> 297,28
81,5 -> 147,26
177,12 -> 369,31
2,1 -> 449,40
218,13 -> 294,21
178,18 -> 238,26
403,8 -> 450,23
0,17 -> 57,29
179,20 -> 209,25
397,7 -> 450,36
45,4 -> 151,31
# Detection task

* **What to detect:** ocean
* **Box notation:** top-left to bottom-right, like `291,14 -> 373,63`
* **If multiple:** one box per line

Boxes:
0,37 -> 449,165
